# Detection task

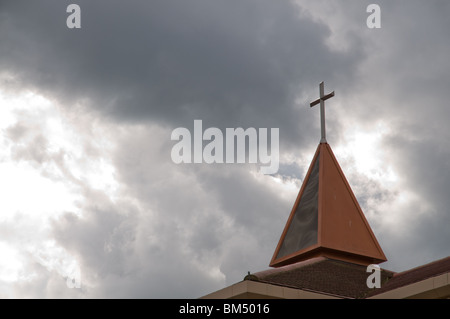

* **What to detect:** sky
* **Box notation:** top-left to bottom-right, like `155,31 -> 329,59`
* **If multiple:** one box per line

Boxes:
0,0 -> 449,298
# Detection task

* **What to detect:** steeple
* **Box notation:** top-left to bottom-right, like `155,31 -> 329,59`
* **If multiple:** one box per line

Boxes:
269,82 -> 387,268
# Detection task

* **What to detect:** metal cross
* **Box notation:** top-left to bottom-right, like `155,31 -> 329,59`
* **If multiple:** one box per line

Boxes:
310,81 -> 335,144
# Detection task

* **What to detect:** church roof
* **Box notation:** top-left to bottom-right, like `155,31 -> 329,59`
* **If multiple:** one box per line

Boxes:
246,257 -> 394,299
239,256 -> 450,299
367,256 -> 450,298
270,142 -> 387,267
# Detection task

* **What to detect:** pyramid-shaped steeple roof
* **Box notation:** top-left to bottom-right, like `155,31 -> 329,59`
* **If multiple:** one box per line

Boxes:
270,143 -> 387,267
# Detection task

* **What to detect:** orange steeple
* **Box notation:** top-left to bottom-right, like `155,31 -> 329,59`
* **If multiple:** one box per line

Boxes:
270,143 -> 387,267
270,82 -> 387,268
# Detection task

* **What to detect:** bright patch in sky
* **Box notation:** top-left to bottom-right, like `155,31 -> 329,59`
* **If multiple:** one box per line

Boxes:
0,90 -> 80,217
335,121 -> 397,184
0,242 -> 22,282
333,120 -> 428,237
0,87 -> 118,289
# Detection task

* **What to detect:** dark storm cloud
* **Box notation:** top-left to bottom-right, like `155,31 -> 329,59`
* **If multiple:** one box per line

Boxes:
344,0 -> 450,128
0,0 -> 363,150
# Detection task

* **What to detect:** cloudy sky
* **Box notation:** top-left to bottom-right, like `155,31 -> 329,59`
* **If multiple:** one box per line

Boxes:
0,0 -> 449,298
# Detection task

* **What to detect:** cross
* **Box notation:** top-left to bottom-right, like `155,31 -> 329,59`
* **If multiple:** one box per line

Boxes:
310,81 -> 335,144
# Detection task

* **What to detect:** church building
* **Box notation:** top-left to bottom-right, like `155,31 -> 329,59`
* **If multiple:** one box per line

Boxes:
202,82 -> 450,299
